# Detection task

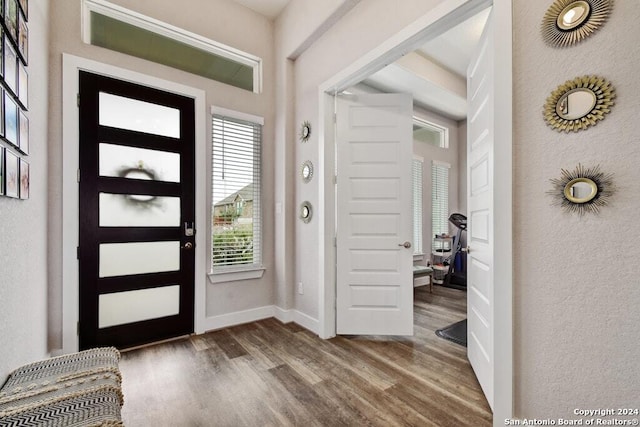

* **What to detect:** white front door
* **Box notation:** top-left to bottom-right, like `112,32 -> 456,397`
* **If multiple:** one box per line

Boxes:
467,11 -> 495,409
336,93 -> 414,336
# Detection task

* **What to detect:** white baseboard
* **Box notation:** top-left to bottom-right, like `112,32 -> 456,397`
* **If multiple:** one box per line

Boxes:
203,305 -> 319,335
292,310 -> 319,334
273,306 -> 319,334
203,305 -> 274,332
273,306 -> 294,324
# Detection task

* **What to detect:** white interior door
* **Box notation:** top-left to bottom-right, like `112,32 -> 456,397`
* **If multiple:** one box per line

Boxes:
467,11 -> 495,409
336,93 -> 413,336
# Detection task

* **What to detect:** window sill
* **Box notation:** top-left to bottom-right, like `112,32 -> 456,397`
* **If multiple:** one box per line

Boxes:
208,267 -> 265,284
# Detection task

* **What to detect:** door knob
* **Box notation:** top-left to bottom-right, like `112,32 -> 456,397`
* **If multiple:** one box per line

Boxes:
398,241 -> 412,249
463,246 -> 470,253
182,242 -> 194,250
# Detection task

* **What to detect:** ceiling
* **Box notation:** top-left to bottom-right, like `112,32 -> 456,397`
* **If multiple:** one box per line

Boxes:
228,1 -> 490,120
418,8 -> 491,78
362,7 -> 491,120
230,0 -> 292,19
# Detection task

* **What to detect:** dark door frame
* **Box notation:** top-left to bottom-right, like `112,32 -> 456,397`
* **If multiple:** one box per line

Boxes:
61,55 -> 208,354
78,71 -> 195,349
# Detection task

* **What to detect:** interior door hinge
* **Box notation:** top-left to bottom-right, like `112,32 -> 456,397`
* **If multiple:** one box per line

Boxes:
333,113 -> 337,123
334,175 -> 337,184
77,321 -> 80,336
334,237 -> 337,247
77,169 -> 80,183
77,93 -> 80,107
77,246 -> 80,260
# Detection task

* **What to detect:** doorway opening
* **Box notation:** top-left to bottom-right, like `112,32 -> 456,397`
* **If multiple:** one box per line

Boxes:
318,0 -> 513,421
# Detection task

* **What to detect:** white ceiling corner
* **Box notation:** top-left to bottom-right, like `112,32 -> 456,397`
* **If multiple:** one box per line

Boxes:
230,0 -> 292,19
360,7 -> 491,120
417,7 -> 491,78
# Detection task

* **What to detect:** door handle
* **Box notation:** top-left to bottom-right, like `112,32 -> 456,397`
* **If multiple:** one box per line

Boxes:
182,242 -> 194,250
463,246 -> 470,253
398,241 -> 412,249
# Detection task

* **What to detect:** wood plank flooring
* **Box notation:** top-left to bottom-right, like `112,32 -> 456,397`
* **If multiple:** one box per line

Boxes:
119,286 -> 491,426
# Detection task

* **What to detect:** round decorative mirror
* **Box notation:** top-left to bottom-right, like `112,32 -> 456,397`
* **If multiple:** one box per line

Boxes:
301,160 -> 314,183
541,0 -> 612,48
548,164 -> 614,215
556,1 -> 590,30
563,178 -> 598,203
543,75 -> 615,133
555,88 -> 597,120
300,201 -> 313,223
299,121 -> 311,142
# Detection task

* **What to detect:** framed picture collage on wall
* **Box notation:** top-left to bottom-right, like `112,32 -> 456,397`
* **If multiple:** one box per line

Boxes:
0,0 -> 28,199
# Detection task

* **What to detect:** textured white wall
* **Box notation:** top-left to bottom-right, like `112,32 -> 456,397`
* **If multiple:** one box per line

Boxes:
47,0 -> 276,349
274,0 -> 364,319
285,0 -> 448,320
513,1 -> 640,417
0,0 -> 50,379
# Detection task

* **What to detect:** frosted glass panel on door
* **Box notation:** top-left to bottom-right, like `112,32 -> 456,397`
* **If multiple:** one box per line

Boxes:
99,193 -> 180,227
99,285 -> 180,328
99,92 -> 181,138
99,241 -> 180,277
99,143 -> 180,183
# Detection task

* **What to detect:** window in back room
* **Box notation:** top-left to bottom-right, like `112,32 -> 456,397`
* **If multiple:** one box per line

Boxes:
413,117 -> 449,148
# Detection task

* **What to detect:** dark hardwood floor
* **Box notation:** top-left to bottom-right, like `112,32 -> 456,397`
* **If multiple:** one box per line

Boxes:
119,285 -> 491,426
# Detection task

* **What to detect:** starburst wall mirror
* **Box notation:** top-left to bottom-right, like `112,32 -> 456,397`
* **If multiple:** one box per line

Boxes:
541,0 -> 613,48
548,164 -> 615,215
301,160 -> 313,183
299,121 -> 311,142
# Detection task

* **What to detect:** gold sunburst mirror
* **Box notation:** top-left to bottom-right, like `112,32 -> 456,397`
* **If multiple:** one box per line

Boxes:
543,75 -> 615,133
548,164 -> 615,215
541,0 -> 612,48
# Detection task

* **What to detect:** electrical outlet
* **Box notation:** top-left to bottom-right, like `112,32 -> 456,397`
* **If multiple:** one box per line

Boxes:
297,282 -> 304,295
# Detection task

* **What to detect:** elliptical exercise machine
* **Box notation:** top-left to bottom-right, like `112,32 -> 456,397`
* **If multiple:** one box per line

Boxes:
443,213 -> 467,290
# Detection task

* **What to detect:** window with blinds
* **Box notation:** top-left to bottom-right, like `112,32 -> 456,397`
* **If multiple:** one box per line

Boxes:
412,158 -> 423,255
431,162 -> 450,250
212,111 -> 262,271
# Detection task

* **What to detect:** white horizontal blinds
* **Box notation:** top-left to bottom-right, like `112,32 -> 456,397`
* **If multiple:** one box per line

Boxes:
412,158 -> 423,255
212,114 -> 262,270
431,162 -> 450,251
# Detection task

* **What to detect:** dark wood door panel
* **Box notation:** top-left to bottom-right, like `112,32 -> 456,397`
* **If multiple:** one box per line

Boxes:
78,71 -> 195,350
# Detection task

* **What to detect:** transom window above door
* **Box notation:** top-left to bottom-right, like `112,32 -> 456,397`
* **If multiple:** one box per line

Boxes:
81,0 -> 263,93
413,117 -> 449,148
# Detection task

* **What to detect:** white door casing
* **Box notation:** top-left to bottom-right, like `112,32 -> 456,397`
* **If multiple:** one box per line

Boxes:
336,93 -> 414,336
318,0 -> 513,420
467,10 -> 495,409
